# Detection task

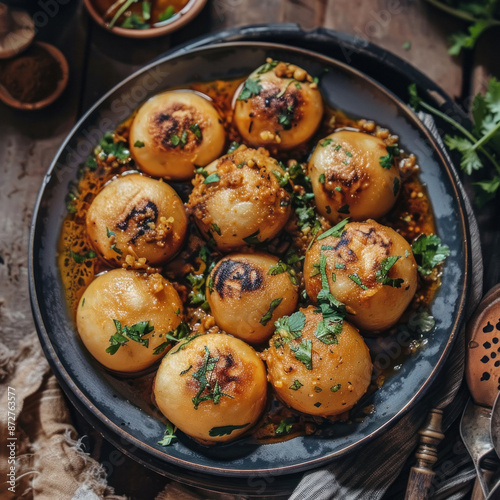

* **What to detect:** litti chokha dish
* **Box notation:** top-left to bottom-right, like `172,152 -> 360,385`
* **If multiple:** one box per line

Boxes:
86,173 -> 188,266
263,306 -> 372,417
76,268 -> 183,372
233,59 -> 324,151
129,91 -> 226,181
53,52 -> 455,456
308,131 -> 401,223
304,220 -> 418,333
153,333 -> 268,444
187,146 -> 292,251
206,252 -> 299,344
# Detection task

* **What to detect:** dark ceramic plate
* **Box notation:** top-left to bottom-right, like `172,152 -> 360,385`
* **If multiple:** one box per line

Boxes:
29,41 -> 470,492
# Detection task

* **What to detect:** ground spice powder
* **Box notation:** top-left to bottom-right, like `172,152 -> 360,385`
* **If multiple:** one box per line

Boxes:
0,44 -> 63,103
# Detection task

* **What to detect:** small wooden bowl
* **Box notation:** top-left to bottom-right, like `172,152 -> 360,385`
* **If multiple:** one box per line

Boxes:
83,0 -> 207,39
0,42 -> 69,110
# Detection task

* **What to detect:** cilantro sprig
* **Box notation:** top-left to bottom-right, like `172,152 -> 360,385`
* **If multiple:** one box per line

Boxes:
409,81 -> 500,206
411,234 -> 450,276
237,78 -> 262,101
376,256 -> 404,288
106,320 -> 154,355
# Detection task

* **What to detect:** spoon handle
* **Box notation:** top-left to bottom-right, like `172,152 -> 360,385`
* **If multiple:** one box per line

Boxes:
404,408 -> 445,500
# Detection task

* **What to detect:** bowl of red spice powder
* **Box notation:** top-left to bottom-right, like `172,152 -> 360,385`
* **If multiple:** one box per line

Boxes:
0,41 -> 69,110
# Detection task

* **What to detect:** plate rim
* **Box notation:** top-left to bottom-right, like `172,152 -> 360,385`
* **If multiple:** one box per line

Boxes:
29,39 -> 471,478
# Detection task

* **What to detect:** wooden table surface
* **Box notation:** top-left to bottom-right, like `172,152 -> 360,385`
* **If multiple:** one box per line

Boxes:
1,0 -> 499,498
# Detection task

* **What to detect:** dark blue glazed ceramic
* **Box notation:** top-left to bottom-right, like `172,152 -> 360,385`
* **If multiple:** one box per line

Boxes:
29,37 -> 470,494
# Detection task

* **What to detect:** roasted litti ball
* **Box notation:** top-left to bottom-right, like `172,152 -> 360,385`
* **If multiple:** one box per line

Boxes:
206,252 -> 299,344
76,269 -> 183,373
233,60 -> 323,151
304,220 -> 418,332
86,173 -> 187,267
129,91 -> 226,181
187,146 -> 291,251
308,130 -> 401,222
263,306 -> 372,417
153,333 -> 268,444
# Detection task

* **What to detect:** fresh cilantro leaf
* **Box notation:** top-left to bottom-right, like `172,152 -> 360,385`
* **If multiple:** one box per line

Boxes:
289,380 -> 303,391
237,78 -> 262,101
290,339 -> 313,370
449,20 -> 489,55
203,173 -> 220,184
260,298 -> 283,326
70,249 -> 96,264
349,274 -> 368,289
106,320 -> 154,354
408,310 -> 436,334
376,256 -> 404,288
276,417 -> 295,436
411,234 -> 450,276
274,311 -> 306,340
243,229 -> 261,245
257,60 -> 278,74
189,123 -> 202,140
317,218 -> 349,240
158,421 -> 176,446
445,135 -> 483,174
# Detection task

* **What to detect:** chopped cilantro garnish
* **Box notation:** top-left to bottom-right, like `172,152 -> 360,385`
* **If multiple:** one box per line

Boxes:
317,218 -> 349,240
376,256 -> 404,288
290,340 -> 313,370
289,380 -> 303,391
237,78 -> 262,101
243,229 -> 261,245
70,249 -> 96,264
157,421 -> 176,446
106,320 -> 154,355
260,298 -> 283,326
189,123 -> 202,140
411,234 -> 450,276
320,138 -> 333,147
349,273 -> 368,289
276,417 -> 295,436
134,140 -> 145,148
330,384 -> 341,392
203,173 -> 220,184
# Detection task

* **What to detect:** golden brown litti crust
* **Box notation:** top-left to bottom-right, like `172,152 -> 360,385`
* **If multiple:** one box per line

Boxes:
304,220 -> 418,333
129,91 -> 226,181
76,269 -> 183,373
263,306 -> 372,417
308,131 -> 401,222
206,252 -> 299,344
153,333 -> 268,444
187,146 -> 291,252
86,173 -> 187,267
233,60 -> 323,151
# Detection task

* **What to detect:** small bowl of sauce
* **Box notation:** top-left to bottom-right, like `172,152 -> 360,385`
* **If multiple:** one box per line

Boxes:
83,0 -> 207,38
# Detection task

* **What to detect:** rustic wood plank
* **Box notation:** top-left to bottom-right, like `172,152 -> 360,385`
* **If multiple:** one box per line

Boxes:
0,2 -> 88,349
323,0 -> 465,99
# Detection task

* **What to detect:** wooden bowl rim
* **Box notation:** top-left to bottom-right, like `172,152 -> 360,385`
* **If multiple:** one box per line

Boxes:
0,41 -> 69,110
83,0 -> 207,39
